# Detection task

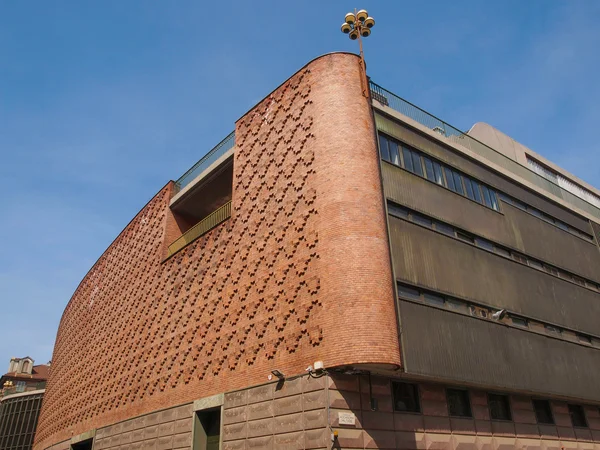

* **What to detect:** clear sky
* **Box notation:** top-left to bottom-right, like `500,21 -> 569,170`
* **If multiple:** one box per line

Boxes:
1,1 -> 599,368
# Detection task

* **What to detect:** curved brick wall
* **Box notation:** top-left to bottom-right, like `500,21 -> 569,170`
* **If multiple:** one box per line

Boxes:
34,53 -> 400,450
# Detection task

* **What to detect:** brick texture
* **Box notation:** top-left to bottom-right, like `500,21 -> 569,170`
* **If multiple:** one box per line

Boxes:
34,53 -> 400,450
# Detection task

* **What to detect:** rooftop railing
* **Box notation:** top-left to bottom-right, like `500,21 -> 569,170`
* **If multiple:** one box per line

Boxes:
369,80 -> 600,221
174,131 -> 235,194
167,200 -> 232,258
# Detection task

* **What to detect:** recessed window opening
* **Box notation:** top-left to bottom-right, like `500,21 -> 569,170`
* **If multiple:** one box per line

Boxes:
447,389 -> 472,417
194,407 -> 222,450
568,404 -> 588,428
488,394 -> 512,421
71,439 -> 93,450
533,399 -> 554,424
392,382 -> 421,413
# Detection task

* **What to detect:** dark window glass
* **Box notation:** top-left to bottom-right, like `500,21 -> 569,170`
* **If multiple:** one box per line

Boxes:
533,400 -> 554,424
512,253 -> 528,264
412,152 -> 424,177
498,192 -> 512,204
569,405 -> 588,428
413,213 -> 433,228
572,276 -> 585,286
398,285 -> 420,300
513,199 -> 527,210
434,221 -> 455,236
494,246 -> 511,258
578,334 -> 592,344
529,207 -> 543,218
471,180 -> 484,204
556,221 -> 568,231
488,394 -> 512,421
403,147 -> 414,172
511,317 -> 528,328
433,161 -> 444,185
424,293 -> 445,306
545,325 -> 562,336
481,185 -> 494,208
464,178 -> 475,200
423,157 -> 436,182
379,135 -> 391,162
527,260 -> 544,270
389,140 -> 400,165
488,189 -> 500,211
389,204 -> 409,219
444,167 -> 456,191
543,265 -> 559,277
452,171 -> 464,195
457,231 -> 475,244
392,382 -> 421,413
475,238 -> 494,251
447,389 -> 472,417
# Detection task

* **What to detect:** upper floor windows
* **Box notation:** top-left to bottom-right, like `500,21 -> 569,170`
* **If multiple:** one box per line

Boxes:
533,399 -> 554,424
378,133 -> 500,212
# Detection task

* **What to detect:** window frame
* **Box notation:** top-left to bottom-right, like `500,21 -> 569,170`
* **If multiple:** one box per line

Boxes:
446,388 -> 473,418
487,393 -> 512,422
532,399 -> 555,425
568,404 -> 588,428
392,381 -> 422,414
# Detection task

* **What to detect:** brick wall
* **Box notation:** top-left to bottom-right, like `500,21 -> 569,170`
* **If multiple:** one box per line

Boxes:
34,53 -> 400,450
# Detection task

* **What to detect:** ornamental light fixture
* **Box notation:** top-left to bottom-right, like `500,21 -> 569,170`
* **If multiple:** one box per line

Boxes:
341,9 -> 375,97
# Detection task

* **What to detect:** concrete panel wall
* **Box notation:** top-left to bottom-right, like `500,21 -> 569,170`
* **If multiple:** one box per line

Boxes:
382,163 -> 600,282
389,217 -> 600,336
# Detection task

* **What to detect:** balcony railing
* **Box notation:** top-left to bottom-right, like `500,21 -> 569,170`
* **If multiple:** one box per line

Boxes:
167,201 -> 232,258
369,81 -> 600,221
175,131 -> 235,194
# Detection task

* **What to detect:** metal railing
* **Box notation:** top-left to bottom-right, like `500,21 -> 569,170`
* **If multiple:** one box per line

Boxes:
369,81 -> 600,221
167,201 -> 232,257
174,131 -> 235,194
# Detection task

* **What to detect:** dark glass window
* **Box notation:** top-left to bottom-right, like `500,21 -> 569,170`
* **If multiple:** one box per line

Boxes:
533,400 -> 554,424
511,317 -> 528,328
403,147 -> 414,172
433,161 -> 444,185
423,156 -> 436,182
457,231 -> 475,244
512,253 -> 528,264
498,192 -> 512,204
488,394 -> 512,421
464,178 -> 475,200
444,167 -> 456,191
475,238 -> 494,251
412,152 -> 424,177
389,140 -> 400,165
544,325 -> 562,336
413,213 -> 433,228
488,189 -> 499,211
434,221 -> 455,236
481,185 -> 496,209
398,285 -> 420,300
393,382 -> 421,413
527,259 -> 544,270
471,180 -> 484,204
447,389 -> 472,417
568,405 -> 588,428
389,204 -> 409,219
578,334 -> 592,344
494,246 -> 511,258
379,135 -> 391,162
556,221 -> 568,231
452,171 -> 464,195
424,293 -> 445,306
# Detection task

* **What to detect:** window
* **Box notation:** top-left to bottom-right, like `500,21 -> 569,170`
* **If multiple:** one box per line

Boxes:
512,253 -> 528,264
578,334 -> 592,345
398,285 -> 420,300
444,167 -> 456,191
533,400 -> 554,424
475,238 -> 494,252
494,246 -> 511,258
433,161 -> 444,185
412,213 -> 433,228
379,135 -> 391,162
457,231 -> 475,244
424,293 -> 445,307
568,404 -> 587,428
389,140 -> 400,166
511,317 -> 528,328
471,180 -> 484,204
392,382 -> 421,413
403,147 -> 414,172
527,260 -> 543,271
544,325 -> 562,336
434,221 -> 455,236
452,171 -> 464,195
481,186 -> 499,211
488,394 -> 512,421
412,152 -> 424,177
389,204 -> 409,219
543,265 -> 559,277
15,381 -> 26,393
194,408 -> 221,450
464,178 -> 476,201
423,156 -> 436,182
447,389 -> 472,417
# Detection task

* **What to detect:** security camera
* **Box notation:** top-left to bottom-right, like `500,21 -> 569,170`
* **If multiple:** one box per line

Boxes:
361,27 -> 371,38
345,12 -> 356,25
349,29 -> 359,40
492,309 -> 507,321
364,17 -> 375,28
356,9 -> 368,22
341,22 -> 351,34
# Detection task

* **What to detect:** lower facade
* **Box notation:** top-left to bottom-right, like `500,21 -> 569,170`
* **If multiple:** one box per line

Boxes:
43,372 -> 600,450
0,390 -> 45,450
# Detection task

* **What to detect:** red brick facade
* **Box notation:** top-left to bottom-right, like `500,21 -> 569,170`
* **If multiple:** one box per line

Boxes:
34,53 -> 400,450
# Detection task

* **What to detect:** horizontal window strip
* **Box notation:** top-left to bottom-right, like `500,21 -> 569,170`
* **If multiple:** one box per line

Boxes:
387,201 -> 600,294
379,132 -> 500,211
379,131 -> 594,242
396,281 -> 600,350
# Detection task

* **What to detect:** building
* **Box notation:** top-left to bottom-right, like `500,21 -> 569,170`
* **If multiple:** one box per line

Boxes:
1,358 -> 49,450
33,53 -> 600,450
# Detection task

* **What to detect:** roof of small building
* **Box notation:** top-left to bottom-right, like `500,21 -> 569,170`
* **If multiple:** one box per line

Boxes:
1,364 -> 50,381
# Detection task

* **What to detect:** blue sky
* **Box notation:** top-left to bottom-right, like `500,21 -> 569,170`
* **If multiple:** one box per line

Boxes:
1,1 -> 599,368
